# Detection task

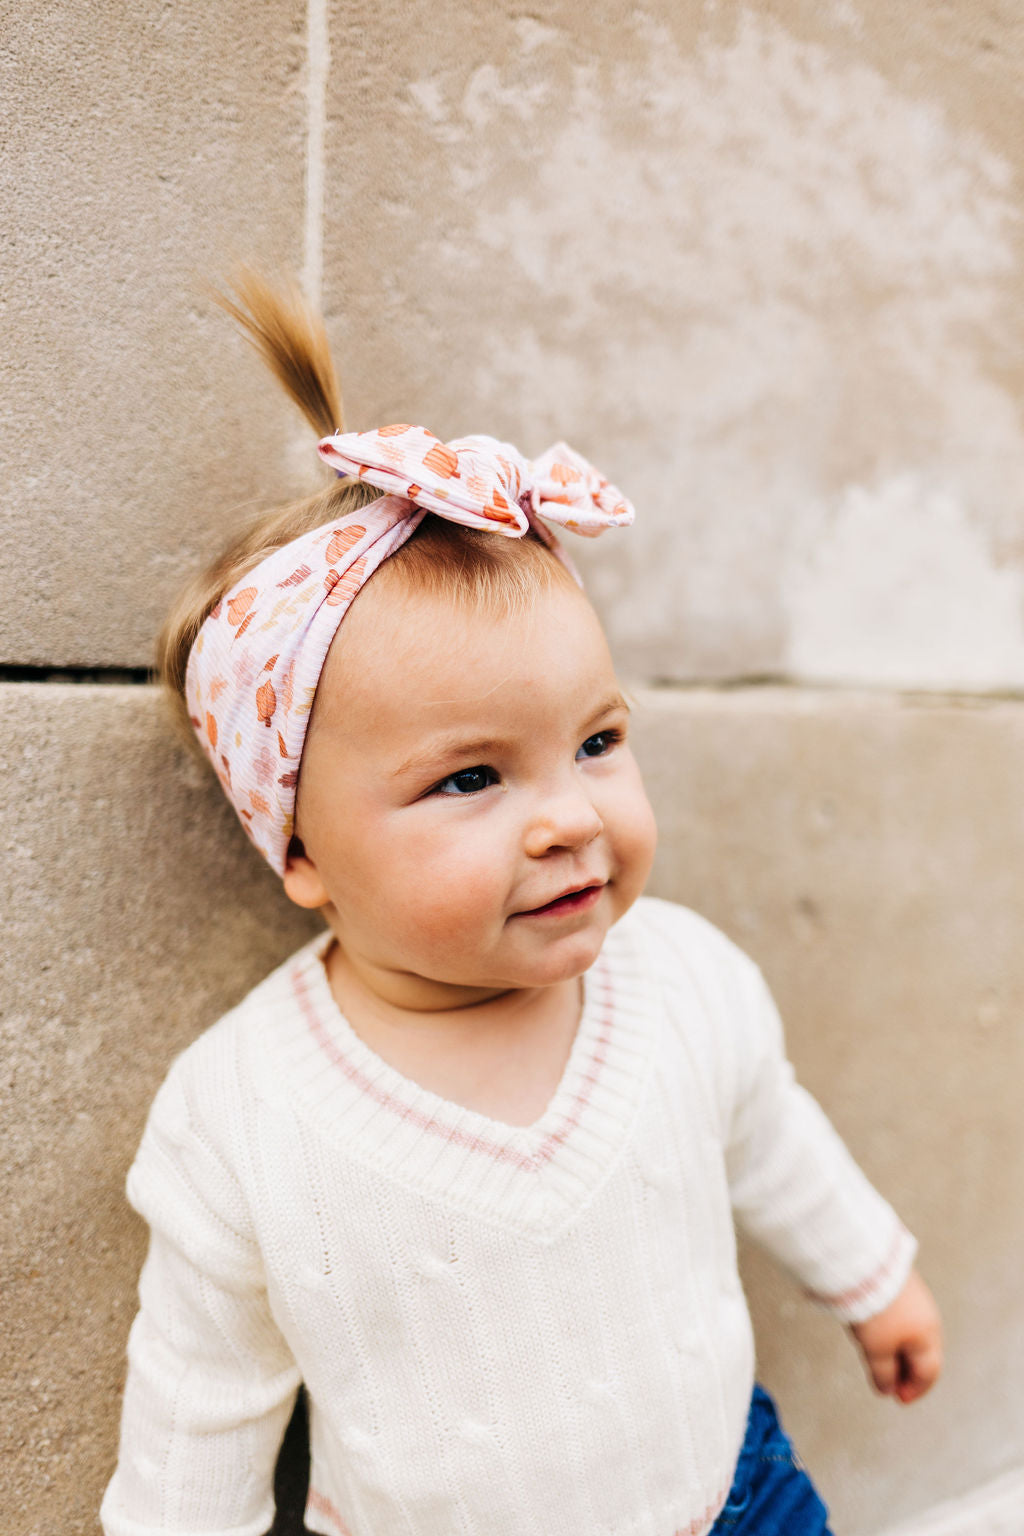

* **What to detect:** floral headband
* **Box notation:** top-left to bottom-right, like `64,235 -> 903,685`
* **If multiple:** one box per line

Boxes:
184,424 -> 634,874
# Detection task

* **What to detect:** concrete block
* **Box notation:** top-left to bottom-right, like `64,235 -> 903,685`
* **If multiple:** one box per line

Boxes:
1,683 -> 320,1534
5,680 -> 1024,1532
632,687 -> 1024,1534
7,0 -> 1024,687
0,0 -> 309,669
322,0 -> 1024,691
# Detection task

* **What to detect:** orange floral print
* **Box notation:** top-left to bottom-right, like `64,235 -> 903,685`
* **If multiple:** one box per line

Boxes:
422,442 -> 459,478
324,554 -> 368,607
256,679 -> 276,726
326,525 -> 366,563
227,587 -> 257,625
278,563 -> 313,588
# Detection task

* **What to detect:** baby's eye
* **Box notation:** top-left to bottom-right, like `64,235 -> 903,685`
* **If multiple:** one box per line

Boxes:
576,729 -> 621,760
434,765 -> 499,796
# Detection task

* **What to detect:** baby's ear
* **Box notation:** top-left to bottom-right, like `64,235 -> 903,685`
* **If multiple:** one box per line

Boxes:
282,839 -> 331,909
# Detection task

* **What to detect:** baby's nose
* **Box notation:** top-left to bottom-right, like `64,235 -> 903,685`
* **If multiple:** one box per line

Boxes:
524,788 -> 603,858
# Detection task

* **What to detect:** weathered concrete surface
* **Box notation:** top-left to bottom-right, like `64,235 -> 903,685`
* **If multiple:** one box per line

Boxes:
632,686 -> 1024,1533
5,3 -> 1024,1533
4,0 -> 1022,689
0,0 -> 309,669
4,680 -> 1023,1533
876,1466 -> 1024,1536
322,0 -> 1024,691
1,684 -> 321,1535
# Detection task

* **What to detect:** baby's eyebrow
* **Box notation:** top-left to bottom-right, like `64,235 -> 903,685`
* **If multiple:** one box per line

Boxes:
391,736 -> 507,780
578,691 -> 631,729
391,695 -> 630,780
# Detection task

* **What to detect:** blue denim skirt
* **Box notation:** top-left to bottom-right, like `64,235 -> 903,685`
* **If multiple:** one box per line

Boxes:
710,1385 -> 832,1535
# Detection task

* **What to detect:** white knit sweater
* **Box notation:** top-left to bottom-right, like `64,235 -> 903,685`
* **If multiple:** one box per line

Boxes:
102,898 -> 915,1536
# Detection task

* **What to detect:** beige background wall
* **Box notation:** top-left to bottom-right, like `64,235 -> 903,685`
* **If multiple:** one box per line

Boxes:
3,2 -> 1023,1533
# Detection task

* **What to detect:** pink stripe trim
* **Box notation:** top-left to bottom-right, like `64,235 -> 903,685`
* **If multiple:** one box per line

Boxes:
534,979 -> 614,1165
673,1484 -> 728,1535
307,1486 -> 353,1534
805,1223 -> 912,1312
306,1479 -> 723,1536
292,960 -> 615,1172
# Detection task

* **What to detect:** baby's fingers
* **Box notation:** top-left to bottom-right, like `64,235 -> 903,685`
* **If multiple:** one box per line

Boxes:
862,1337 -> 942,1402
849,1269 -> 943,1406
861,1347 -> 900,1397
894,1337 -> 943,1403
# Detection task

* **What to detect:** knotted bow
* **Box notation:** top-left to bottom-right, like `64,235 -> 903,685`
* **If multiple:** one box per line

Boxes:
318,425 -> 634,537
186,426 -> 634,874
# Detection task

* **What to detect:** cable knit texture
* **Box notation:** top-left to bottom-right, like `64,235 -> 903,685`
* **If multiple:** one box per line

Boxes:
101,899 -> 916,1536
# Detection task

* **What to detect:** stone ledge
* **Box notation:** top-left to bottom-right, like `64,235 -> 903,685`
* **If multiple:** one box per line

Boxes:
875,1467 -> 1024,1536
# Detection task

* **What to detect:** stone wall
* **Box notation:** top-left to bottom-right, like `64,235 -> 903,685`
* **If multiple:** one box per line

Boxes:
4,2 -> 1023,1532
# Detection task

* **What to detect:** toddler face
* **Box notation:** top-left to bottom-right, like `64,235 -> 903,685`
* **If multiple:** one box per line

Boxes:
285,572 -> 657,1006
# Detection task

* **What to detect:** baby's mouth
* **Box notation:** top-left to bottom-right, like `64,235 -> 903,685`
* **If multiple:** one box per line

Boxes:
517,882 -> 605,918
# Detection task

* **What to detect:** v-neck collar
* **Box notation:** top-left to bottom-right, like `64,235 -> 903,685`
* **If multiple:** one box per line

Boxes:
273,917 -> 656,1239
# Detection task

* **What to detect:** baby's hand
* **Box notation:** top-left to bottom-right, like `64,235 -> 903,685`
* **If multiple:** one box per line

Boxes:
848,1267 -> 943,1403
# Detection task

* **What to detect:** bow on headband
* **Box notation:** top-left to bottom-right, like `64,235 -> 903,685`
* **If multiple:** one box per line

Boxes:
185,427 -> 634,874
318,424 -> 633,538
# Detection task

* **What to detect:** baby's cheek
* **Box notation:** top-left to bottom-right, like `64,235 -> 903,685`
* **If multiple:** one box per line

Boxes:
397,848 -> 500,937
611,774 -> 658,896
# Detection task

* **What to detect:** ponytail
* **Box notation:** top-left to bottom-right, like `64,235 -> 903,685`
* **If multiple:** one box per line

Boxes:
157,272 -> 381,747
208,267 -> 342,439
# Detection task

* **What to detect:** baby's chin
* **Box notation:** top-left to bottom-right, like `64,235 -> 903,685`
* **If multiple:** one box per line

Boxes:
405,903 -> 629,996
491,931 -> 613,992
416,947 -> 602,1001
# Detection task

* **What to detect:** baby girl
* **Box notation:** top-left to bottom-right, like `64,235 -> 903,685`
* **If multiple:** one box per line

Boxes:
102,273 -> 941,1536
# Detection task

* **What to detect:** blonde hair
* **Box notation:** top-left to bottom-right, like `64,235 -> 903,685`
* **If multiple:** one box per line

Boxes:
157,269 -> 572,747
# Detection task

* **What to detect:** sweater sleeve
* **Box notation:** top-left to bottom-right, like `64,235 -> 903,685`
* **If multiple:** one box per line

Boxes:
720,947 -> 917,1324
101,1056 -> 302,1536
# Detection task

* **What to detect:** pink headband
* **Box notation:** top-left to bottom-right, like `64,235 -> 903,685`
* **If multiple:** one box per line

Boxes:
185,425 -> 634,874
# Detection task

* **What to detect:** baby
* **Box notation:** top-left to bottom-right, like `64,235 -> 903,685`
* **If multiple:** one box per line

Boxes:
102,274 -> 941,1536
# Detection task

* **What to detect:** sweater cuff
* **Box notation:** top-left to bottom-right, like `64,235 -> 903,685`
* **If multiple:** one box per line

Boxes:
803,1222 -> 918,1325
101,1484 -> 276,1536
